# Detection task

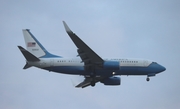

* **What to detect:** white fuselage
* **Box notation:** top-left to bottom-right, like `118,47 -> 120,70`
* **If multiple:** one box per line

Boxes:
29,57 -> 151,68
28,57 -> 157,76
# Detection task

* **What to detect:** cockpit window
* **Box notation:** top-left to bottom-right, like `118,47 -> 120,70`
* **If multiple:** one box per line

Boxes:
153,62 -> 157,64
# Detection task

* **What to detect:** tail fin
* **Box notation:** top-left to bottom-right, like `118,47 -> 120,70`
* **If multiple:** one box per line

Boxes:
22,29 -> 60,58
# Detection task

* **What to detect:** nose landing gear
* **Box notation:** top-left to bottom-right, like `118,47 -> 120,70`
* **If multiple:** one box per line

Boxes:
146,74 -> 156,82
146,77 -> 150,81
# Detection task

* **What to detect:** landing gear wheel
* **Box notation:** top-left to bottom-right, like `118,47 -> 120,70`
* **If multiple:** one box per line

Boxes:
146,77 -> 150,81
91,81 -> 95,87
90,71 -> 96,87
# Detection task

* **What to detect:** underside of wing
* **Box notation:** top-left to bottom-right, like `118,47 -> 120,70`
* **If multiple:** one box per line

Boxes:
75,78 -> 92,88
75,77 -> 105,88
75,76 -> 121,88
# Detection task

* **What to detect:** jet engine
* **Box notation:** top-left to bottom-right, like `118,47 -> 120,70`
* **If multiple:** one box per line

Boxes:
101,77 -> 121,85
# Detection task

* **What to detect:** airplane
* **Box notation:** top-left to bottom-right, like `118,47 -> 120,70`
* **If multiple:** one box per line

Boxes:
18,21 -> 166,88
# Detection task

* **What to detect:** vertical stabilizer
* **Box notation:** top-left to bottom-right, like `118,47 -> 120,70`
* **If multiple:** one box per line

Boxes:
22,29 -> 60,58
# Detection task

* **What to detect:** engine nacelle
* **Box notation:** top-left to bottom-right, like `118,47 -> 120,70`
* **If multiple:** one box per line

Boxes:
103,61 -> 120,70
101,77 -> 121,85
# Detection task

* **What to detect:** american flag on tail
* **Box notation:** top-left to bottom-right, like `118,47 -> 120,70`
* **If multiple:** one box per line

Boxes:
27,42 -> 36,47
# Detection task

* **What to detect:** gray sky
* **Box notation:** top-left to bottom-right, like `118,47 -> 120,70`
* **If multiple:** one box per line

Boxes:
0,0 -> 180,109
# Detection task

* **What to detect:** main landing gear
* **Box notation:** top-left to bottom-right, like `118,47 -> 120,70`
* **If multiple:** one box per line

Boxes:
90,73 -> 95,87
91,81 -> 95,87
146,77 -> 150,81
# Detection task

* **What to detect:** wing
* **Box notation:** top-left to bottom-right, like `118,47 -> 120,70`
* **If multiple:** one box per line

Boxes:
75,76 -> 105,88
63,21 -> 104,71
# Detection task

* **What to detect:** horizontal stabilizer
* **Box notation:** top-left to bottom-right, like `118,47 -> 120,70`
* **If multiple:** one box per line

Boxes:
23,62 -> 32,69
18,46 -> 40,62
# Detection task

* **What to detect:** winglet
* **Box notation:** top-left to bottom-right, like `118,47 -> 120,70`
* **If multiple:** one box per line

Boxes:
63,21 -> 72,33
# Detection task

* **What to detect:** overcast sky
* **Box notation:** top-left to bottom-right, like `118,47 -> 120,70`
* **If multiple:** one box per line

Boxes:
1,0 -> 180,109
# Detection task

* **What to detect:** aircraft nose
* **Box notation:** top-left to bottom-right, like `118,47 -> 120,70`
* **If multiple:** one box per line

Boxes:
161,65 -> 166,72
148,62 -> 166,74
157,63 -> 166,73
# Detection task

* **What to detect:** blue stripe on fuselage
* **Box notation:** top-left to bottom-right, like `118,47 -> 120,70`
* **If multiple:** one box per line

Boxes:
43,66 -> 85,75
42,62 -> 163,76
